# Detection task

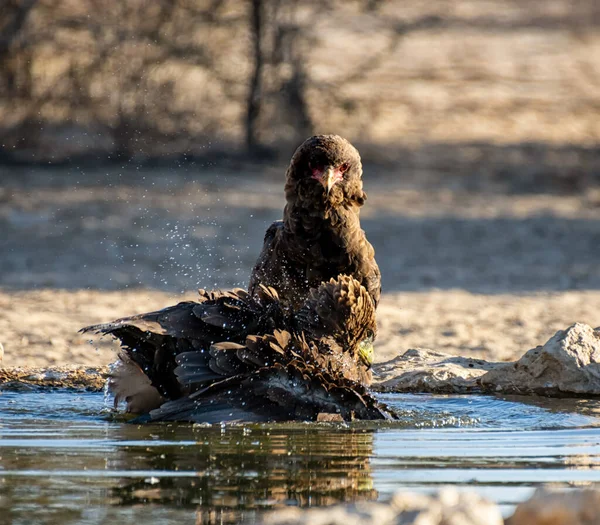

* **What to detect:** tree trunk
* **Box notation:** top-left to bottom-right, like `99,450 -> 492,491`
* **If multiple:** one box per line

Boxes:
246,0 -> 264,151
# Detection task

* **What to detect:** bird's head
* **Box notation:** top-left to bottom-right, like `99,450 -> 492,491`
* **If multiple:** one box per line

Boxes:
296,275 -> 377,366
285,135 -> 366,209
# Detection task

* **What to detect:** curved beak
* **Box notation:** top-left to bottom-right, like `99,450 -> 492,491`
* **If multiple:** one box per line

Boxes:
312,166 -> 342,195
323,167 -> 337,195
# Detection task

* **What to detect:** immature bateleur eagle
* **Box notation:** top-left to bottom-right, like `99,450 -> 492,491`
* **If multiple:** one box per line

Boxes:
248,135 -> 381,311
81,276 -> 388,422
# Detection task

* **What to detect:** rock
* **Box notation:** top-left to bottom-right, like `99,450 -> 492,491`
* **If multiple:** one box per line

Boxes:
316,413 -> 345,422
372,348 -> 501,394
372,324 -> 600,397
508,488 -> 600,525
261,488 -> 503,525
391,489 -> 503,525
481,323 -> 600,395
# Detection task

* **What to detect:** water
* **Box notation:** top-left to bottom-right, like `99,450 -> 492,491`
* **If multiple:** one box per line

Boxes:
1,391 -> 600,524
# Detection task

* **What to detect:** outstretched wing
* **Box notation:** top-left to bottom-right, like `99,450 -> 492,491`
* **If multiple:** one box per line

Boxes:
81,286 -> 285,409
81,301 -> 201,400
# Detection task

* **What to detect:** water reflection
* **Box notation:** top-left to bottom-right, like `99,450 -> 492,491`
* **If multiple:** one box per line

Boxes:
110,424 -> 377,511
3,392 -> 600,524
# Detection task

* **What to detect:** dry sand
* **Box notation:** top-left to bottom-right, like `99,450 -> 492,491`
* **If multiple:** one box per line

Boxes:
1,166 -> 599,368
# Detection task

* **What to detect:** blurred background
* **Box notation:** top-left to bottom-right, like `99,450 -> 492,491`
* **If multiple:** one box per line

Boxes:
1,0 -> 599,168
1,0 -> 600,366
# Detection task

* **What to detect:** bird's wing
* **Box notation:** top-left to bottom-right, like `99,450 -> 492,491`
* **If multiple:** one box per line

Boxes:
81,283 -> 290,411
80,301 -> 199,339
80,288 -> 278,401
81,302 -> 203,400
151,360 -> 393,423
171,324 -> 391,422
174,330 -> 291,392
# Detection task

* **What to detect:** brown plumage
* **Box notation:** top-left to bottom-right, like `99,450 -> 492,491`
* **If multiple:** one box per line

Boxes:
248,135 -> 381,312
153,277 -> 388,423
81,276 -> 388,422
81,285 -> 285,407
154,329 -> 389,423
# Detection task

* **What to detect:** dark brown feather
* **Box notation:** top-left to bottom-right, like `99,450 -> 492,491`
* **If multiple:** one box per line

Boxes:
158,276 -> 384,422
153,355 -> 392,423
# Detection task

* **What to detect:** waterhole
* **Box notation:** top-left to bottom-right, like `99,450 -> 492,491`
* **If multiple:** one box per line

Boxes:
1,391 -> 600,524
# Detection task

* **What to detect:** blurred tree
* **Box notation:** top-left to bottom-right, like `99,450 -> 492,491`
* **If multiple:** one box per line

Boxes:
0,0 -> 37,157
246,0 -> 313,151
246,0 -> 264,150
0,0 -> 36,97
0,0 -> 597,178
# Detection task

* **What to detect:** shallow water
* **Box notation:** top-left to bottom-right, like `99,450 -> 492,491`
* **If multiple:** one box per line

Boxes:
1,392 -> 600,524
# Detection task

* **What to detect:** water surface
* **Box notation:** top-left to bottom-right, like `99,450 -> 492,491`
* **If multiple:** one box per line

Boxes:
1,391 -> 600,524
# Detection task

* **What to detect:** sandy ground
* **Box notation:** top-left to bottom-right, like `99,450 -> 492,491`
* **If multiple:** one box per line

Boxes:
1,164 -> 600,368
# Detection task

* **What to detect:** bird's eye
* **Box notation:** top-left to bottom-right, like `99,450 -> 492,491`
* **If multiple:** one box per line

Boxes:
339,162 -> 350,173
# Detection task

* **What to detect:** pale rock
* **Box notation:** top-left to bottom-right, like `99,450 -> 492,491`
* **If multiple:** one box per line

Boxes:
261,501 -> 397,525
508,488 -> 600,525
372,348 -> 500,394
481,323 -> 600,395
391,488 -> 503,525
261,489 -> 503,525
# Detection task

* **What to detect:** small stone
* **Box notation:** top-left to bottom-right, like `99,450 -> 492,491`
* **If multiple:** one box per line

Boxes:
392,488 -> 502,525
316,413 -> 344,422
261,501 -> 396,525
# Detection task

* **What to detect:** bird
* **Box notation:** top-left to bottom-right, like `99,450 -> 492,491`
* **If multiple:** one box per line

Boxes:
81,275 -> 390,422
248,135 -> 381,312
